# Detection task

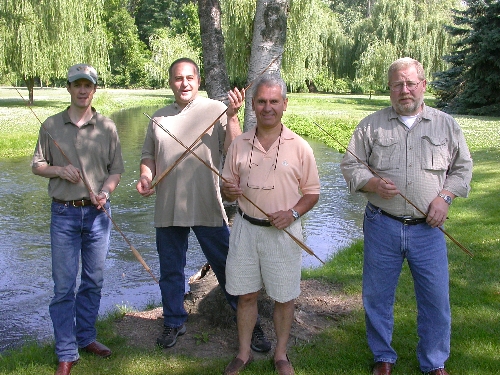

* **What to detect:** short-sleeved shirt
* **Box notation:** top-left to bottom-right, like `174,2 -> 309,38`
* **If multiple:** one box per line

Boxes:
340,105 -> 473,217
222,125 -> 320,219
141,96 -> 229,227
31,108 -> 124,201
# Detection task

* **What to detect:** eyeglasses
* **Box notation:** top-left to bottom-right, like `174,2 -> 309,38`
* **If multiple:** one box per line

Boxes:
389,81 -> 422,92
246,126 -> 282,190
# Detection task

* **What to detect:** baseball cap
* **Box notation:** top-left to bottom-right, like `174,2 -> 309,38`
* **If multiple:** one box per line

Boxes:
67,64 -> 98,84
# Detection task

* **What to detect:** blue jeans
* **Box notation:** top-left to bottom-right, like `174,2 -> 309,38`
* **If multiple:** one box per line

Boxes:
156,224 -> 238,328
363,203 -> 450,373
49,201 -> 111,362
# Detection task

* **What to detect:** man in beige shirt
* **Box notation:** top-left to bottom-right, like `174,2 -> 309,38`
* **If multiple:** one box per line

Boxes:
136,58 -> 270,352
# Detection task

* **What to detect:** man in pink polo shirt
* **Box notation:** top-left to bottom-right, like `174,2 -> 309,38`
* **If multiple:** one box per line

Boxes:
221,74 -> 320,375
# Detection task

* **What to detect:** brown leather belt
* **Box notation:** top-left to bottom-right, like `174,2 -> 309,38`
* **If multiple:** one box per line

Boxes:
52,198 -> 93,207
237,207 -> 272,227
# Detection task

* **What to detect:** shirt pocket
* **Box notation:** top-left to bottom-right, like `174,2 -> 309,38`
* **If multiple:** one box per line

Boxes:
369,137 -> 398,171
421,136 -> 450,171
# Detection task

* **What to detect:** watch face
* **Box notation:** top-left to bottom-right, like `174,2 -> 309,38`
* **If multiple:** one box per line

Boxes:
440,193 -> 451,204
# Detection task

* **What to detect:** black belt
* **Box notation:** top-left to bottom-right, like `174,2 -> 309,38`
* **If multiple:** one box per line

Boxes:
237,207 -> 271,227
379,209 -> 427,225
53,198 -> 93,207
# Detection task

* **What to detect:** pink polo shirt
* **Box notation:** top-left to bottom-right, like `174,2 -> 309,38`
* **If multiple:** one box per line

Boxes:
223,125 -> 320,219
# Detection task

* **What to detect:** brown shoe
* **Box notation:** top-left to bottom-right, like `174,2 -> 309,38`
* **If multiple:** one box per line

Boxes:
275,355 -> 295,375
426,369 -> 449,375
54,360 -> 78,375
224,353 -> 254,375
82,340 -> 112,358
372,361 -> 393,375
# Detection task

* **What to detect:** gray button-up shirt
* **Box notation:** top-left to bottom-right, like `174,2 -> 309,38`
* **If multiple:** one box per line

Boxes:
340,105 -> 472,218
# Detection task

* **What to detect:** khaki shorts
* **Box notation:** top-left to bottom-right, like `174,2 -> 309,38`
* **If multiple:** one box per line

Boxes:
226,214 -> 302,303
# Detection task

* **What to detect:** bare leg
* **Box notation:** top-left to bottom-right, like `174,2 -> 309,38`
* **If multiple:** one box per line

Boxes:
235,291 -> 259,362
273,299 -> 295,362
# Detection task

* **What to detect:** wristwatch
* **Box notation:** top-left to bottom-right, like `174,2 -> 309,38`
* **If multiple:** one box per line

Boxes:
438,193 -> 452,205
100,190 -> 110,200
290,209 -> 300,221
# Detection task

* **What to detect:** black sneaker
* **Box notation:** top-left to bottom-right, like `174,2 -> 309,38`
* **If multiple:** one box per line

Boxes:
156,324 -> 187,348
250,323 -> 271,352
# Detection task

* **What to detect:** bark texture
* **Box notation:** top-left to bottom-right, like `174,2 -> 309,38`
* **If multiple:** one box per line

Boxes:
198,0 -> 231,101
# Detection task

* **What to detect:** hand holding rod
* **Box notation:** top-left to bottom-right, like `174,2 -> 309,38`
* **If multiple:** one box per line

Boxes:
151,53 -> 283,188
312,120 -> 473,258
15,87 -> 159,282
145,113 -> 325,265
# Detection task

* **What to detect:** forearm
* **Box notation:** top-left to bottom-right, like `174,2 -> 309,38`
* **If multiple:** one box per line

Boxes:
223,114 -> 242,152
140,158 -> 156,181
32,164 -> 63,179
100,174 -> 121,194
292,194 -> 320,216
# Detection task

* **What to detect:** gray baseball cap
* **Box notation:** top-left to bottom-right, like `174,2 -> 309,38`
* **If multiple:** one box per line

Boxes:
67,64 -> 98,84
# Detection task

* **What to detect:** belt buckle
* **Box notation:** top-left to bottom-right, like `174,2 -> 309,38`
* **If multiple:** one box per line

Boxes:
73,199 -> 83,207
401,216 -> 413,225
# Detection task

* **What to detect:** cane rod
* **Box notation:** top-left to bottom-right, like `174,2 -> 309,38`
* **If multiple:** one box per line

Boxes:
15,87 -> 159,282
312,120 -> 473,258
145,113 -> 325,265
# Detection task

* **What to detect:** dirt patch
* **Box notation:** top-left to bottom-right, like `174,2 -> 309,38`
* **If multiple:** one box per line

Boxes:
114,268 -> 361,359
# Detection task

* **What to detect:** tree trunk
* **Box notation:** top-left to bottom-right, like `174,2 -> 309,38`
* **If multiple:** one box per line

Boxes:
243,0 -> 288,131
198,0 -> 231,101
24,76 -> 35,105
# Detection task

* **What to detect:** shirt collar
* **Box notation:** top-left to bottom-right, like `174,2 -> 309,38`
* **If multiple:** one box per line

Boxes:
243,124 -> 294,142
389,103 -> 430,123
62,107 -> 97,127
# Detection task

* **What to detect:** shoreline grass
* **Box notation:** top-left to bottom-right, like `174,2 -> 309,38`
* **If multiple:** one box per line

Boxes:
0,88 -> 499,374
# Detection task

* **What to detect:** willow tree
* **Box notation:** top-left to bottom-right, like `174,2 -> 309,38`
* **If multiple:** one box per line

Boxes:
352,0 -> 461,89
145,30 -> 200,88
282,0 -> 348,91
0,0 -> 109,104
221,0 -> 348,94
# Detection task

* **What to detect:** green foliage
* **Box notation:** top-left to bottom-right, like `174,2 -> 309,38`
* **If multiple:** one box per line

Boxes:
221,0 -> 256,88
133,0 -> 196,47
104,6 -> 150,88
432,0 -> 500,116
145,29 -> 200,88
0,0 -> 109,85
351,0 -> 461,93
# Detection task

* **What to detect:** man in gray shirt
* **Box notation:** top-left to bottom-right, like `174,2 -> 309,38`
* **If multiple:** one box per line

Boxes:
340,57 -> 472,375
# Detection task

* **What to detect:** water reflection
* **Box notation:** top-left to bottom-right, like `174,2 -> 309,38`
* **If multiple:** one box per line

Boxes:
0,106 -> 365,352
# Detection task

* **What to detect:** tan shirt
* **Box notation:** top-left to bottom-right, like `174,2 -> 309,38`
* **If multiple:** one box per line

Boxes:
141,96 -> 229,227
31,108 -> 124,201
223,125 -> 320,219
340,105 -> 473,217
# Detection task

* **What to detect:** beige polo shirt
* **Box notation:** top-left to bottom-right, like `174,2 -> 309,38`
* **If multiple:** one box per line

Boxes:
141,96 -> 229,227
222,125 -> 320,219
31,108 -> 124,201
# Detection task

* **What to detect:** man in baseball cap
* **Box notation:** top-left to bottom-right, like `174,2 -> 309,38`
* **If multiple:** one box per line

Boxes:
32,61 -> 123,375
67,64 -> 98,84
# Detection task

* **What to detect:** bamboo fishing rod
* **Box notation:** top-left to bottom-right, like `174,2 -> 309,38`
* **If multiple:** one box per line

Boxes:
15,87 -> 159,282
312,120 -> 473,258
145,113 -> 325,265
151,53 -> 283,188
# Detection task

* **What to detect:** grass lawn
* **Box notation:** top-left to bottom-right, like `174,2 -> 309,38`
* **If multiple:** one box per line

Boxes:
0,87 -> 499,374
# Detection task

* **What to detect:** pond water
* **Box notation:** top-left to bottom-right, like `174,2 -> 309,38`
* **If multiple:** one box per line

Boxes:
0,106 -> 366,352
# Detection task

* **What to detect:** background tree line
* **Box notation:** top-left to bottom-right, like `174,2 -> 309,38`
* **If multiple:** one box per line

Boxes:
1,0 -> 499,115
